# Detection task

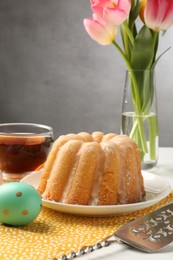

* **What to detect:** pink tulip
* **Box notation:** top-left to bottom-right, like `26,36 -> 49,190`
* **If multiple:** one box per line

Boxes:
91,0 -> 131,25
84,13 -> 118,45
144,0 -> 173,31
84,0 -> 131,45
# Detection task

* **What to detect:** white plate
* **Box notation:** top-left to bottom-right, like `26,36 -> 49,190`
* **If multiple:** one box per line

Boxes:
21,171 -> 172,216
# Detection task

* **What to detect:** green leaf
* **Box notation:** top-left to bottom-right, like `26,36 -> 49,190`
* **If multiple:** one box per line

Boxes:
129,0 -> 140,38
131,25 -> 155,70
141,70 -> 154,113
129,0 -> 140,28
152,46 -> 171,69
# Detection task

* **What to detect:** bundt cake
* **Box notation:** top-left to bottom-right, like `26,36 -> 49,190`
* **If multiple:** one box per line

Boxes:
37,132 -> 145,205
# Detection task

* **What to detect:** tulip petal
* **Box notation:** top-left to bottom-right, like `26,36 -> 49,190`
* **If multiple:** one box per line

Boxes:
116,0 -> 131,13
92,0 -> 130,25
162,1 -> 173,30
103,7 -> 129,25
144,0 -> 173,31
83,18 -> 118,45
92,5 -> 104,17
91,0 -> 116,8
139,0 -> 147,22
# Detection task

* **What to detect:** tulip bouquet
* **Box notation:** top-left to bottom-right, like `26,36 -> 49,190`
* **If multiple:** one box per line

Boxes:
84,0 -> 173,166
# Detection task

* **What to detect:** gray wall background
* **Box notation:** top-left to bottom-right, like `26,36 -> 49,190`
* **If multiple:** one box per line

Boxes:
0,0 -> 173,146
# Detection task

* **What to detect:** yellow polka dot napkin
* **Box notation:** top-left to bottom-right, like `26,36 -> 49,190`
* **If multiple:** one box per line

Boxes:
0,191 -> 173,260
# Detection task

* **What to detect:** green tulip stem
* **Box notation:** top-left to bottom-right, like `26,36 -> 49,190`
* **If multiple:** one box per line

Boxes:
122,21 -> 135,46
112,40 -> 148,154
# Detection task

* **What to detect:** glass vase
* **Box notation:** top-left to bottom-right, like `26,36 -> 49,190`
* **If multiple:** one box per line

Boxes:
121,70 -> 159,170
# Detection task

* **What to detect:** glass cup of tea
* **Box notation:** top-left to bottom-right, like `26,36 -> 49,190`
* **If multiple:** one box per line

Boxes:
0,123 -> 54,181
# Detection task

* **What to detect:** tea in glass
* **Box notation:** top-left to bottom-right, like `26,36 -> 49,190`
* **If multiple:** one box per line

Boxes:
0,123 -> 54,181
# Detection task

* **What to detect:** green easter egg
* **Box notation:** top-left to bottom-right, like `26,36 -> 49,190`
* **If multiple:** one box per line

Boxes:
0,182 -> 42,226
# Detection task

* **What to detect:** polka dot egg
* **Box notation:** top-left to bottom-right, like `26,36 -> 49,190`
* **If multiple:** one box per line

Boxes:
0,182 -> 42,226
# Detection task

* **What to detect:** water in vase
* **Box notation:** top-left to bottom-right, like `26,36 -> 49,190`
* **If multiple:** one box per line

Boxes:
121,111 -> 159,169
